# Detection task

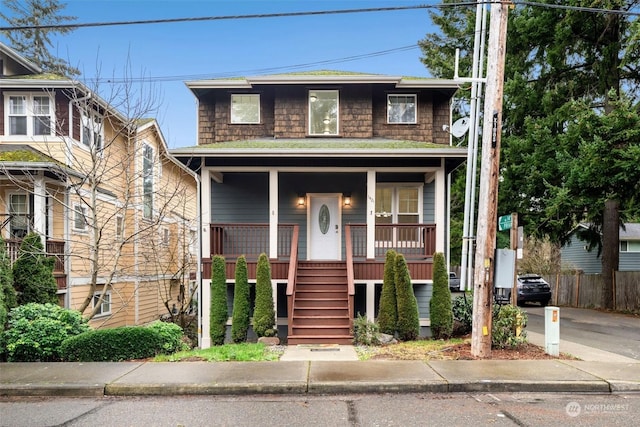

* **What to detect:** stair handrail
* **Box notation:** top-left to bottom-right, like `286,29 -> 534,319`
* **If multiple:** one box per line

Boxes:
286,225 -> 299,337
345,224 -> 355,322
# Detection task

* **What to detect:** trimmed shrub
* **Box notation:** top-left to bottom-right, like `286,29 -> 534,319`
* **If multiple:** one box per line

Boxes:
377,249 -> 397,335
395,253 -> 420,341
352,314 -> 380,346
429,252 -> 453,339
0,235 -> 17,311
492,304 -> 528,349
231,255 -> 250,343
13,233 -> 57,305
253,253 -> 275,337
61,322 -> 185,362
210,255 -> 228,345
452,294 -> 473,335
3,303 -> 89,361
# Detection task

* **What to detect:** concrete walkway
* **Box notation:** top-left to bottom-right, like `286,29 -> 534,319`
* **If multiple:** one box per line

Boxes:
280,344 -> 359,361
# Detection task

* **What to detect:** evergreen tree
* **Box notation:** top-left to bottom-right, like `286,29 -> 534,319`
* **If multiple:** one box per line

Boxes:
377,249 -> 397,335
210,255 -> 228,345
231,255 -> 250,343
395,253 -> 420,341
0,0 -> 80,76
430,252 -> 453,339
13,232 -> 57,305
0,236 -> 17,310
253,253 -> 275,337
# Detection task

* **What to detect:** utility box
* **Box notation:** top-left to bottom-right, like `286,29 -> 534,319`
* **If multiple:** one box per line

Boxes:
545,306 -> 560,356
494,249 -> 515,289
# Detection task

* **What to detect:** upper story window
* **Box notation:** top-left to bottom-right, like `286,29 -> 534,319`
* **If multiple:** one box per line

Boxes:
231,94 -> 260,124
309,90 -> 339,135
142,144 -> 154,220
5,93 -> 54,136
387,94 -> 417,124
73,203 -> 87,232
81,113 -> 104,151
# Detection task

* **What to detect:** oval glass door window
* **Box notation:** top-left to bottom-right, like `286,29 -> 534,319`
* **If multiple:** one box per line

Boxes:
318,204 -> 330,234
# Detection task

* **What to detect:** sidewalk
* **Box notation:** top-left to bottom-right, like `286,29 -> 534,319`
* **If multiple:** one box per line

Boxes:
2,340 -> 638,397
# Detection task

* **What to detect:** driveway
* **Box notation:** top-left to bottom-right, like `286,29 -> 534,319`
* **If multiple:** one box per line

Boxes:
523,305 -> 640,360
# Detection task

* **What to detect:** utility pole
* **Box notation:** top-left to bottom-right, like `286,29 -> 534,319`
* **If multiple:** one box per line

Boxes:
471,0 -> 510,357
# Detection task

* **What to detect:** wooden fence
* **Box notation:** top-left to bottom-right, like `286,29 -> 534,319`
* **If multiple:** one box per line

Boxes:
543,271 -> 640,311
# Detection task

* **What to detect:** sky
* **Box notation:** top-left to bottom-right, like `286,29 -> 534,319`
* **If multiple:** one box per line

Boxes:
3,0 -> 446,148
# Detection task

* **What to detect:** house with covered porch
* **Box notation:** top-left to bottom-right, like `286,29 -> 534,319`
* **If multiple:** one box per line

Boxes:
171,72 -> 466,346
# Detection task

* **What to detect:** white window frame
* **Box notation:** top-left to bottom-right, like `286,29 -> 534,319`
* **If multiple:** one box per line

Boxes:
73,203 -> 87,232
620,241 -> 640,252
4,92 -> 55,137
115,215 -> 124,241
8,192 -> 30,238
308,90 -> 339,135
80,112 -> 104,152
230,94 -> 260,124
142,144 -> 154,220
92,291 -> 111,316
387,94 -> 417,124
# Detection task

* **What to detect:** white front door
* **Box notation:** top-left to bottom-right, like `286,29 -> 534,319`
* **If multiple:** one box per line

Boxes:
308,194 -> 341,260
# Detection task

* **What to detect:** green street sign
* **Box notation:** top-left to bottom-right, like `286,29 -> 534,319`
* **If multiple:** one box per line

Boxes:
498,214 -> 512,231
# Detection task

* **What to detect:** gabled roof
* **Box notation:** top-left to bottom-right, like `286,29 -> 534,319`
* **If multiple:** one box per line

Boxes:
0,41 -> 42,75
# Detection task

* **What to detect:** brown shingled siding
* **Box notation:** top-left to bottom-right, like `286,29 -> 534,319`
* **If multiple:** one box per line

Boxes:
372,90 -> 436,142
340,85 -> 373,138
274,86 -> 307,138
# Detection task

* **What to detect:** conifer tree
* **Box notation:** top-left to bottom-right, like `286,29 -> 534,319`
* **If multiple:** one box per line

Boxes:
395,253 -> 420,341
253,253 -> 275,337
231,255 -> 250,343
210,255 -> 228,345
13,232 -> 57,305
430,252 -> 453,339
377,249 -> 397,335
0,236 -> 17,310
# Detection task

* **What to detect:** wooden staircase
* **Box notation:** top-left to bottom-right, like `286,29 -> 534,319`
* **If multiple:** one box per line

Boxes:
288,261 -> 353,345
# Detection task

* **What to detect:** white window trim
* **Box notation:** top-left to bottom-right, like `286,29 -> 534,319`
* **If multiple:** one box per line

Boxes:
142,143 -> 155,220
92,291 -> 112,316
620,240 -> 640,253
230,94 -> 261,124
7,192 -> 30,238
308,90 -> 340,136
115,215 -> 124,241
161,226 -> 170,246
387,94 -> 417,124
375,183 -> 423,223
72,203 -> 88,233
79,112 -> 104,153
3,91 -> 55,137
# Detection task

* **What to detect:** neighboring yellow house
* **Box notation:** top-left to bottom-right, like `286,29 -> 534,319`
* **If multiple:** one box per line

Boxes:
0,42 -> 198,328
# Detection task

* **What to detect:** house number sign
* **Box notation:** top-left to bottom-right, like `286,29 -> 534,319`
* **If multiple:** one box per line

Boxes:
319,204 -> 330,234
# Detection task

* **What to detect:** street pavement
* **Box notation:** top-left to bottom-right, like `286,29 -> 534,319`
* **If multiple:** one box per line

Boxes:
1,337 -> 639,397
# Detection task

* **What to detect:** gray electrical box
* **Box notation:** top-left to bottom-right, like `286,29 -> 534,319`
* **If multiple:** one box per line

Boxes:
494,248 -> 516,289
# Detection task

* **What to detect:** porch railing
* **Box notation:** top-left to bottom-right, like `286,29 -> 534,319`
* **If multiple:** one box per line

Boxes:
210,223 -> 296,259
349,223 -> 437,260
4,238 -> 66,272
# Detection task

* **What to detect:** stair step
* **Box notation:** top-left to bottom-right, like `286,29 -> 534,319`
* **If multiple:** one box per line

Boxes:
293,308 -> 349,316
295,283 -> 347,291
291,326 -> 351,336
295,290 -> 347,299
292,315 -> 350,326
295,300 -> 348,309
287,335 -> 353,345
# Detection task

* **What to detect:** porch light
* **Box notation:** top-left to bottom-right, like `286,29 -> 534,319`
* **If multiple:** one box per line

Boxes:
297,193 -> 306,206
343,193 -> 352,207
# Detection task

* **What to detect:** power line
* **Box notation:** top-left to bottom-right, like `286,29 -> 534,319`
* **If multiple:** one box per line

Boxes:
1,2 -> 636,32
94,45 -> 420,84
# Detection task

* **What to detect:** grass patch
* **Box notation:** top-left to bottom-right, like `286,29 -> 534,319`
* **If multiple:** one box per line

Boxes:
153,343 -> 283,362
356,338 -> 467,361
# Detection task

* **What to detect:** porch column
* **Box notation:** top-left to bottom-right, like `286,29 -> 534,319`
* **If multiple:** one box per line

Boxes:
366,170 -> 376,259
435,165 -> 446,253
200,169 -> 212,348
33,173 -> 46,243
269,170 -> 278,259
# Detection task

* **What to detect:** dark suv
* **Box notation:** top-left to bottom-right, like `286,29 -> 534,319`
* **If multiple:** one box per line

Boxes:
494,274 -> 552,306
